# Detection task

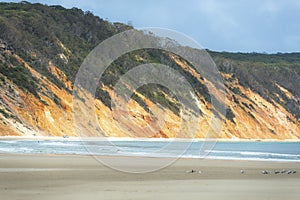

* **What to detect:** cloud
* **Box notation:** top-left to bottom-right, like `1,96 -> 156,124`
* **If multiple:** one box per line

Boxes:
195,0 -> 239,41
259,0 -> 280,13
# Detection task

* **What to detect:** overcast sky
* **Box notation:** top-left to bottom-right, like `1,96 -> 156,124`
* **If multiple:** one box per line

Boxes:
2,0 -> 300,53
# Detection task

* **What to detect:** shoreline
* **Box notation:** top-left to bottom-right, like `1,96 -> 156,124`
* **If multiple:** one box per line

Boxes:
0,136 -> 299,142
1,138 -> 299,163
1,152 -> 299,163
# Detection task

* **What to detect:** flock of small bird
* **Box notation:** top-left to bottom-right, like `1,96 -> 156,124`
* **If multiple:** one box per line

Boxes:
260,169 -> 297,175
186,169 -> 297,174
186,169 -> 201,174
241,169 -> 297,175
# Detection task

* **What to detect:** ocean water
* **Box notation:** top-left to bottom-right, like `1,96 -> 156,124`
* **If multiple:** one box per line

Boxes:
0,139 -> 299,162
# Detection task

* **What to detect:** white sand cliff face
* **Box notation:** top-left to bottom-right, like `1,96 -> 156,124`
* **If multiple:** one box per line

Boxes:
0,44 -> 300,139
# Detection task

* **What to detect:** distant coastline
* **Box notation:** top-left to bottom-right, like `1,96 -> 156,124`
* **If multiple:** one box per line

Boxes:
0,136 -> 299,142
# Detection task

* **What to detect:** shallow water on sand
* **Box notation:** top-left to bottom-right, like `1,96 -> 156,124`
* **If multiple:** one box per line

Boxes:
0,140 -> 299,162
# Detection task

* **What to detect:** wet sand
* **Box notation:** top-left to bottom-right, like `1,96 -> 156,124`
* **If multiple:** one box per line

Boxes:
0,154 -> 299,200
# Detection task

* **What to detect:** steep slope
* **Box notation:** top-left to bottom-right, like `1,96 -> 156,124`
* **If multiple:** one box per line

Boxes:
0,2 -> 299,139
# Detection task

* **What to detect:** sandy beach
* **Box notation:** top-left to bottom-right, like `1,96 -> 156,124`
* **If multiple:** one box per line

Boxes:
0,154 -> 299,200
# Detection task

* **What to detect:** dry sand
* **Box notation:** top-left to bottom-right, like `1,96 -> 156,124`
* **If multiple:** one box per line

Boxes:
0,154 -> 299,200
